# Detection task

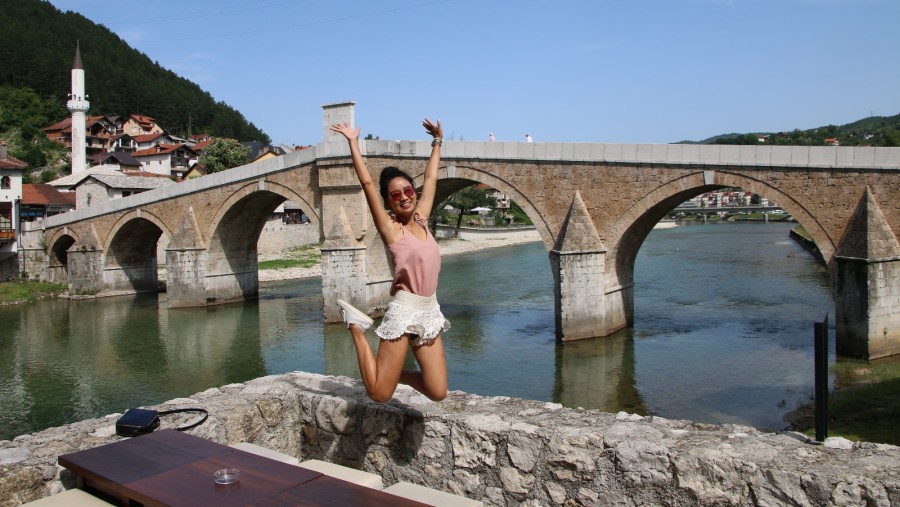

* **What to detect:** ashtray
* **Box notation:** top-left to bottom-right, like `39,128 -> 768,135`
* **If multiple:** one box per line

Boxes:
214,468 -> 240,485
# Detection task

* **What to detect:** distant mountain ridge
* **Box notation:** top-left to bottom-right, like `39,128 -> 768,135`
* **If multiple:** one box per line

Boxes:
0,0 -> 271,144
678,113 -> 900,146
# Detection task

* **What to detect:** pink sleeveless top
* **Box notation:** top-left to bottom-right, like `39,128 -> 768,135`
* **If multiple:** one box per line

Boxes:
387,215 -> 441,296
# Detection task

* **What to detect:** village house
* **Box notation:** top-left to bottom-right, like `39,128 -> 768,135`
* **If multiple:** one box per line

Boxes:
71,171 -> 175,209
0,142 -> 26,280
88,151 -> 143,172
120,114 -> 164,137
20,184 -> 76,221
42,115 -> 117,157
108,132 -> 138,152
131,143 -> 199,178
132,132 -> 177,150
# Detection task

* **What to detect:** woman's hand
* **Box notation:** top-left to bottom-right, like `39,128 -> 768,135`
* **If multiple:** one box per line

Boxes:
423,118 -> 442,140
330,123 -> 360,141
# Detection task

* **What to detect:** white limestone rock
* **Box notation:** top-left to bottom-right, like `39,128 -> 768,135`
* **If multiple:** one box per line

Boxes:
451,424 -> 497,468
314,396 -> 356,435
0,448 -> 29,465
613,440 -> 672,487
507,430 -> 543,472
824,436 -> 855,449
499,466 -> 535,494
545,481 -> 567,504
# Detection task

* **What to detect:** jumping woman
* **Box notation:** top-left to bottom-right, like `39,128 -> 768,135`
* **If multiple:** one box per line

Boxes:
330,118 -> 449,403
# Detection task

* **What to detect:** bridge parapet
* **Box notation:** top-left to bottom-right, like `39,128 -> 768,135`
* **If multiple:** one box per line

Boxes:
357,139 -> 900,170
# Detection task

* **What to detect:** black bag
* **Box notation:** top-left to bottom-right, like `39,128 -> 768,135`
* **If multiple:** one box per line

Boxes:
116,407 -> 208,437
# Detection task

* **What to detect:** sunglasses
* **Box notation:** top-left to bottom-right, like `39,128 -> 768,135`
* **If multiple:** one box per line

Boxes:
389,186 -> 416,201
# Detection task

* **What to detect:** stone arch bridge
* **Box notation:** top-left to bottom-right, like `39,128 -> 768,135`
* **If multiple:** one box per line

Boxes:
24,103 -> 900,359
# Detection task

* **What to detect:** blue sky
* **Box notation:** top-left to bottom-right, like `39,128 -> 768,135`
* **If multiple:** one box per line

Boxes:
48,0 -> 900,146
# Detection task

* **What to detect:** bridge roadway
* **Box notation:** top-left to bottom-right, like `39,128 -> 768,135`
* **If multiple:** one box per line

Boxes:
24,102 -> 900,359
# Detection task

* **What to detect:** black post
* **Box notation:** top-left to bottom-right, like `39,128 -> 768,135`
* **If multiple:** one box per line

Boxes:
814,311 -> 829,442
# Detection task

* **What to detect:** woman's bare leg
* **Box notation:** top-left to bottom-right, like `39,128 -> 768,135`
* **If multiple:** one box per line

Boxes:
348,324 -> 409,402
402,335 -> 448,401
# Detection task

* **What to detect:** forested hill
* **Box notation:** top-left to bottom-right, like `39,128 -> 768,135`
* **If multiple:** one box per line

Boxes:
0,0 -> 270,144
681,113 -> 900,147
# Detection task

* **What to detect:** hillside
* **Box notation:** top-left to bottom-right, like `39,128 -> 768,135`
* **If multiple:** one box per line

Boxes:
0,0 -> 270,144
681,113 -> 900,146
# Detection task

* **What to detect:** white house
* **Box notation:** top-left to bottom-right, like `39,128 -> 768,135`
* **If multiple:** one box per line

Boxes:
132,143 -> 199,177
0,142 -> 26,280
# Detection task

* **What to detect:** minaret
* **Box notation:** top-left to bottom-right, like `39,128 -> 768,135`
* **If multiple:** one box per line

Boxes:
67,42 -> 90,174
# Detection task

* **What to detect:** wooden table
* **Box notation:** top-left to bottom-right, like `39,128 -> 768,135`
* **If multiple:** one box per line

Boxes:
58,429 -> 427,507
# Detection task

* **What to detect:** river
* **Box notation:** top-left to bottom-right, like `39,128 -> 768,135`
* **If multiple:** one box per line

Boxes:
0,222 -> 834,440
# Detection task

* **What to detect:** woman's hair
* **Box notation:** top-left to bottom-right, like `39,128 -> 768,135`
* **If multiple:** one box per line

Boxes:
379,166 -> 415,201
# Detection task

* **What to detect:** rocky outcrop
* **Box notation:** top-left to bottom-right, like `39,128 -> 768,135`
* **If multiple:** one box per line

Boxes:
1,372 -> 898,506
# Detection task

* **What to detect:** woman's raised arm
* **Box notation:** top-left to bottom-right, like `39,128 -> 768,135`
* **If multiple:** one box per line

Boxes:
415,118 -> 443,219
329,123 -> 397,241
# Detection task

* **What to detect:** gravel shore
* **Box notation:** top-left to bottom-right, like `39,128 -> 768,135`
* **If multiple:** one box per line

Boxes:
258,230 -> 541,282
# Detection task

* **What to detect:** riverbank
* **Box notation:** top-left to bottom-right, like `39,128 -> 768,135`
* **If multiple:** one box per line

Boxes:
0,279 -> 67,306
258,230 -> 542,282
787,356 -> 900,446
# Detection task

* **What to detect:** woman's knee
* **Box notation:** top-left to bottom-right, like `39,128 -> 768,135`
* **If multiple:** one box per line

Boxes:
366,386 -> 396,403
425,387 -> 447,402
422,380 -> 447,401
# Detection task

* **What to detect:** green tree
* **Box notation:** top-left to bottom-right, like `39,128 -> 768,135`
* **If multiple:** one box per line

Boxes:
885,129 -> 900,147
439,185 -> 494,238
198,138 -> 249,173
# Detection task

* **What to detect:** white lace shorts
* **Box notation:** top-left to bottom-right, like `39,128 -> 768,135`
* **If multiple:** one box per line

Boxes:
375,290 -> 451,346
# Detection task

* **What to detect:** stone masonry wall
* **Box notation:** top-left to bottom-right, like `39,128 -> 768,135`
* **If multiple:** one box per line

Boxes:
1,372 -> 898,506
257,220 -> 320,255
0,255 -> 16,282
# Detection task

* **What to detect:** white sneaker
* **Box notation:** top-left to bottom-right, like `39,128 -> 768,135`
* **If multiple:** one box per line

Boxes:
336,299 -> 374,331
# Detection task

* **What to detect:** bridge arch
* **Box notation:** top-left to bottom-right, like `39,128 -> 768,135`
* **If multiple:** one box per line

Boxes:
47,231 -> 77,284
412,164 -> 555,250
609,170 -> 838,292
203,184 -> 308,304
712,171 -> 836,261
103,212 -> 169,294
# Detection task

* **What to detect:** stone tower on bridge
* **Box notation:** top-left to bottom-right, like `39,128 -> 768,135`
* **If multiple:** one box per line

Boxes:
66,42 -> 90,175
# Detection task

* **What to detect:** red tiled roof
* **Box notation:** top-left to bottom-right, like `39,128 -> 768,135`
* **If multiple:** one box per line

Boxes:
132,143 -> 198,158
22,184 -> 75,206
43,118 -> 72,131
0,150 -> 28,169
43,116 -> 108,134
130,114 -> 157,125
133,133 -> 167,143
192,139 -> 215,150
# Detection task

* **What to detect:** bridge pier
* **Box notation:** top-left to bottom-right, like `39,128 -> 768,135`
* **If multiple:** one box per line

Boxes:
320,208 -> 368,323
165,247 -> 209,307
833,189 -> 900,360
67,247 -> 103,295
66,225 -> 104,295
835,257 -> 900,359
551,250 -> 630,340
551,192 -> 628,341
